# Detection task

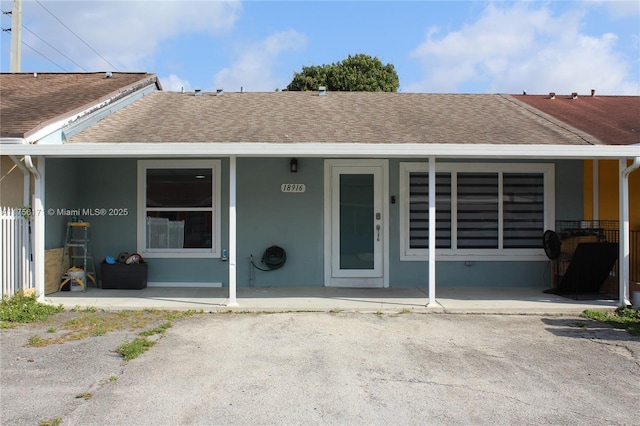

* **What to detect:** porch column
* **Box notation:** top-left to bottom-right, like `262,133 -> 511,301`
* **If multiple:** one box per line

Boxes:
619,157 -> 640,307
427,156 -> 436,306
592,160 -> 599,220
32,157 -> 45,301
227,155 -> 239,306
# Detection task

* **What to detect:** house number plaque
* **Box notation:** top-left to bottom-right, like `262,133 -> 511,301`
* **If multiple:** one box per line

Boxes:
281,184 -> 306,193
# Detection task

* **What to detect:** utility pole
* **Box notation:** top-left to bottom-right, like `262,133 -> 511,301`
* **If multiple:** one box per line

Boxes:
9,0 -> 22,72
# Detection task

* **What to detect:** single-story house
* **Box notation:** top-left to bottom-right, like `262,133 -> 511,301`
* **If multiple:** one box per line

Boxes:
2,74 -> 638,306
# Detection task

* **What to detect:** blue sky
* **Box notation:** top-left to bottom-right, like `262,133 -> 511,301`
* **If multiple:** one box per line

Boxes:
1,1 -> 638,94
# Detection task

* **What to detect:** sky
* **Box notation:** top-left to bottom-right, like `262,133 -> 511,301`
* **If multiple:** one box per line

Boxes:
1,0 -> 639,95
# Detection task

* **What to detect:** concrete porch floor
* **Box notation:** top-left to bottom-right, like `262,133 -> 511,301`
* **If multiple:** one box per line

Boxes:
44,286 -> 621,315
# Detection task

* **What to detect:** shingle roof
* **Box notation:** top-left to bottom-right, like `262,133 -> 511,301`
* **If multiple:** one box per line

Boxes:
513,94 -> 640,146
68,91 -> 602,146
0,72 -> 159,139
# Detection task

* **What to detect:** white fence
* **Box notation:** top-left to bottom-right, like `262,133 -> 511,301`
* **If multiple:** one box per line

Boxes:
1,207 -> 33,297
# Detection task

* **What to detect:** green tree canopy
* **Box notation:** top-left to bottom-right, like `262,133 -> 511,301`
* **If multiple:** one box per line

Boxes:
286,54 -> 399,92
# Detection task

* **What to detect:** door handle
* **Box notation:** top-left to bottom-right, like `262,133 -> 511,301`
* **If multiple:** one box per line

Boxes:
376,224 -> 381,241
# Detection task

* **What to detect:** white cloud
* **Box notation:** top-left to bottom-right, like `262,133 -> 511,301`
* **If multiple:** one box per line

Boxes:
213,29 -> 307,92
407,3 -> 639,95
159,74 -> 192,92
17,0 -> 241,71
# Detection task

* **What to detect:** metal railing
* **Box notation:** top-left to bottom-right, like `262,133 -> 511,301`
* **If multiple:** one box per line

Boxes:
556,220 -> 639,282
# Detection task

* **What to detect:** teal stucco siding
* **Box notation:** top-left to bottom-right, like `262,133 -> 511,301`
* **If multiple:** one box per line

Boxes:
44,157 -> 583,289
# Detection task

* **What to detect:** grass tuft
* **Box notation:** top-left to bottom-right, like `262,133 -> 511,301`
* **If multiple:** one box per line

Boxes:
581,308 -> 640,336
75,392 -> 93,400
115,337 -> 156,361
0,293 -> 63,327
39,417 -> 62,426
139,322 -> 172,336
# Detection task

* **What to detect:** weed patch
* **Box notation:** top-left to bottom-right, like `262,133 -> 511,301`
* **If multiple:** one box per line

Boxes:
116,337 -> 156,361
581,308 -> 640,336
75,392 -> 93,401
28,335 -> 48,347
139,322 -> 172,336
39,417 -> 62,426
0,293 -> 63,327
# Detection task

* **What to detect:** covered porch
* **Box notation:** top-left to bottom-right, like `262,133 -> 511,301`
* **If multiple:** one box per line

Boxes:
44,286 -> 619,315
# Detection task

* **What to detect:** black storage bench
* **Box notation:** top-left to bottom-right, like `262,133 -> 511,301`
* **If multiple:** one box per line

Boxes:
100,263 -> 148,289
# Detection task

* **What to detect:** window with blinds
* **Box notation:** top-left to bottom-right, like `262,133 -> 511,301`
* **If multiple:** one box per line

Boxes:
409,172 -> 451,249
457,172 -> 499,249
401,163 -> 553,259
503,173 -> 544,248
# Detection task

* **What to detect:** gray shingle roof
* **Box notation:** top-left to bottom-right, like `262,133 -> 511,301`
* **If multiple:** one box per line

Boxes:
69,91 -> 601,145
0,72 -> 159,139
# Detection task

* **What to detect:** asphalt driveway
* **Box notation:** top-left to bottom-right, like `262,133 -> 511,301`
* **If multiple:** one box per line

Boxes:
2,312 -> 639,425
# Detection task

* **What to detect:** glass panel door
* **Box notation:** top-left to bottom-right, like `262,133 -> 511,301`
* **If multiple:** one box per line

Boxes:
339,174 -> 374,270
330,164 -> 383,280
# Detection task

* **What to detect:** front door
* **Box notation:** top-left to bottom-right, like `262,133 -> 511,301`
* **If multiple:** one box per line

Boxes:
324,160 -> 388,287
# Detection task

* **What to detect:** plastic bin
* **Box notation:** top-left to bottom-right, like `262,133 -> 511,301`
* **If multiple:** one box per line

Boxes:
100,263 -> 148,289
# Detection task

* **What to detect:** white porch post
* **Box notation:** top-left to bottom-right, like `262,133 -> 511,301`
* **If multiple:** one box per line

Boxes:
619,157 -> 640,307
427,156 -> 436,306
32,157 -> 45,301
227,155 -> 239,306
592,160 -> 599,221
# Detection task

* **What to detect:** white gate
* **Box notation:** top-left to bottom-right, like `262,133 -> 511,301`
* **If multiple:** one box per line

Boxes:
1,208 -> 33,297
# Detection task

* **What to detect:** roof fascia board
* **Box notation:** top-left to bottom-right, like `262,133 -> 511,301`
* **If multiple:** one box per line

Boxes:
2,143 -> 639,159
22,75 -> 159,143
62,82 -> 158,140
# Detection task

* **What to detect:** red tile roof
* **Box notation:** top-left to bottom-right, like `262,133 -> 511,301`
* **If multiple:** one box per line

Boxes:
513,94 -> 640,145
0,72 -> 159,139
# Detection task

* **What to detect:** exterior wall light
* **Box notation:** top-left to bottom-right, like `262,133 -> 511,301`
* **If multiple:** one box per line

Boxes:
290,158 -> 298,173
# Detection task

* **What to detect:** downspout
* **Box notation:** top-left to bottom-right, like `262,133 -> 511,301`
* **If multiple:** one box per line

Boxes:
24,156 -> 45,302
8,155 -> 30,207
619,156 -> 640,307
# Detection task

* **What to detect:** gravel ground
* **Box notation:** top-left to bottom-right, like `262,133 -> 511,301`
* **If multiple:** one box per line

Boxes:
1,312 -> 639,426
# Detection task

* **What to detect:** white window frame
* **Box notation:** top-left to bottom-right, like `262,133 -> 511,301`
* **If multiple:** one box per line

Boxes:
400,162 -> 555,261
137,159 -> 221,258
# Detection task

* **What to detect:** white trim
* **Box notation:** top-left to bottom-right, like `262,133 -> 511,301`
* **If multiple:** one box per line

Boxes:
3,142 -> 639,159
228,155 -> 238,306
593,160 -> 599,220
136,159 -> 221,259
33,157 -> 45,300
427,156 -> 436,306
147,281 -> 222,288
400,162 -> 555,261
619,157 -> 640,307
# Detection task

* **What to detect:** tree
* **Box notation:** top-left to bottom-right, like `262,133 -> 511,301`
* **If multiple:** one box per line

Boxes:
286,54 -> 399,92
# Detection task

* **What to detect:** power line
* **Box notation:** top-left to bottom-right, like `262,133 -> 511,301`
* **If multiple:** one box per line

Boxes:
21,39 -> 67,71
35,0 -> 120,71
23,24 -> 88,71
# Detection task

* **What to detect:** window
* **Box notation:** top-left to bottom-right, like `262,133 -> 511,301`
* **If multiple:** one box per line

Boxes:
400,163 -> 554,261
137,160 -> 221,258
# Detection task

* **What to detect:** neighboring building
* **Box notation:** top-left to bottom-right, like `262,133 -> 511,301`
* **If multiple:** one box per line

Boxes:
1,83 -> 638,306
515,92 -> 640,293
0,72 -> 161,295
514,92 -> 639,228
